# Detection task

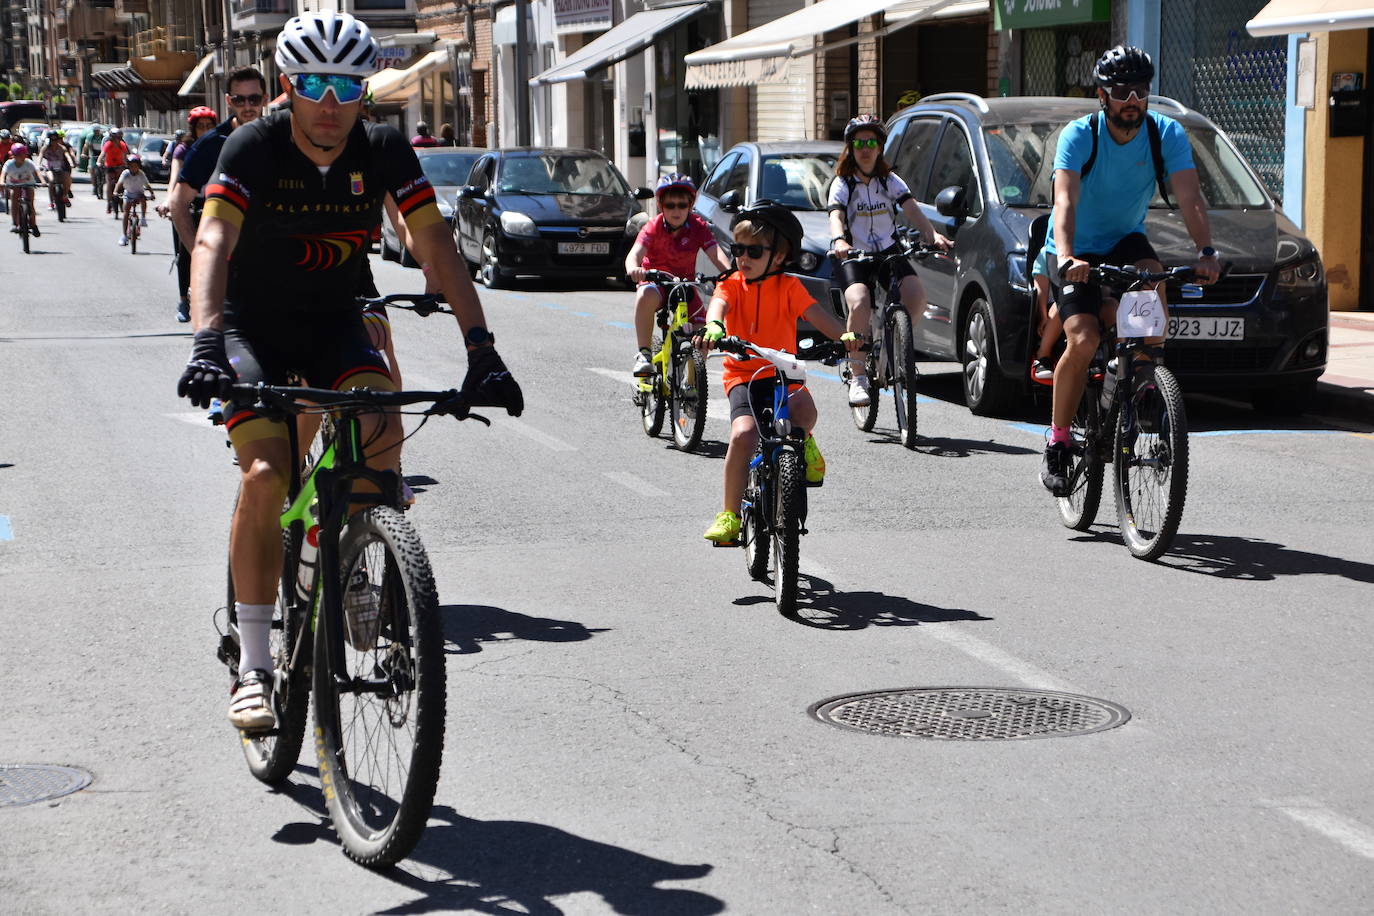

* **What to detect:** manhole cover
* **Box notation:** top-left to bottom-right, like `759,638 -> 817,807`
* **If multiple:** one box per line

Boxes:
810,688 -> 1130,740
0,765 -> 93,807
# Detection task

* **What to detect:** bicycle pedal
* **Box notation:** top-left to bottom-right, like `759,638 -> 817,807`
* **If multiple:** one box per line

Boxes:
711,539 -> 739,548
806,479 -> 824,488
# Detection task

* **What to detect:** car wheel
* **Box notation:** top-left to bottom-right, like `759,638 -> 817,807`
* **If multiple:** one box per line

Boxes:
960,297 -> 1018,417
400,246 -> 418,269
1249,382 -> 1315,417
380,234 -> 397,262
479,231 -> 506,289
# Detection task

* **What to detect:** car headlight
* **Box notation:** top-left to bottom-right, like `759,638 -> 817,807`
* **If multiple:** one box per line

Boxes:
625,211 -> 649,237
1276,254 -> 1323,294
797,251 -> 819,273
500,210 -> 539,238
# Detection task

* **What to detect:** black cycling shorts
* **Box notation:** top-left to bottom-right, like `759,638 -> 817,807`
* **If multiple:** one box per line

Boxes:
1047,232 -> 1159,321
223,309 -> 393,447
836,243 -> 918,293
727,376 -> 804,424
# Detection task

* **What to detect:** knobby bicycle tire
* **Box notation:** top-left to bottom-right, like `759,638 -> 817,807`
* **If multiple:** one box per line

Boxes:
640,332 -> 666,437
1058,383 -> 1105,531
743,460 -> 769,581
891,309 -> 920,448
130,225 -> 138,255
772,449 -> 802,612
1114,366 -> 1189,561
850,347 -> 880,432
670,340 -> 708,452
18,201 -> 30,254
314,506 -> 444,868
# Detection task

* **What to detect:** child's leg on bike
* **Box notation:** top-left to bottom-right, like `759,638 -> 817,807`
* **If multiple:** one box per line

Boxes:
633,282 -> 664,350
842,280 -> 872,377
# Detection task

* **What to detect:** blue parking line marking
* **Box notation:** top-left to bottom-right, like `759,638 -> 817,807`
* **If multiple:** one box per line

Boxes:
605,320 -> 634,329
541,302 -> 567,310
1007,420 -> 1342,439
572,311 -> 592,317
0,516 -> 12,541
1009,422 -> 1047,438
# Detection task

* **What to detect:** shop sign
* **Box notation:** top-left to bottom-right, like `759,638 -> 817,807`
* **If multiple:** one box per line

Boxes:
994,0 -> 1109,30
554,0 -> 612,34
684,55 -> 791,90
377,46 -> 414,69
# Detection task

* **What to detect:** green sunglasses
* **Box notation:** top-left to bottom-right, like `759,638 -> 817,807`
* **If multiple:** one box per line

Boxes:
850,138 -> 881,149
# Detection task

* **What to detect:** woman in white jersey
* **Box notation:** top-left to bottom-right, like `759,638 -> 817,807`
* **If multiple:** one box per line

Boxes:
827,114 -> 952,408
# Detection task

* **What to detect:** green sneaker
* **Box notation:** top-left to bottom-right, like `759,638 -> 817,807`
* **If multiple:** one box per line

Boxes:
804,434 -> 826,484
704,511 -> 741,544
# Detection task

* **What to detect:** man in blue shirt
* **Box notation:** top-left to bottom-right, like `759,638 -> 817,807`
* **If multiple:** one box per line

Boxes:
1040,45 -> 1220,495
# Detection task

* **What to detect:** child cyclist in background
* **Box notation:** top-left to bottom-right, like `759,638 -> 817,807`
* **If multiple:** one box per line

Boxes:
114,154 -> 153,246
695,201 -> 857,545
625,173 -> 733,377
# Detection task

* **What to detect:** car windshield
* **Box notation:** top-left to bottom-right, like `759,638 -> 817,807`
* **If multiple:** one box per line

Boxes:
497,154 -> 629,195
758,153 -> 839,210
983,120 -> 1271,210
421,152 -> 481,186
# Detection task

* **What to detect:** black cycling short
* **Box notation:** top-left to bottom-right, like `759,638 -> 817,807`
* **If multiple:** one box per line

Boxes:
1047,232 -> 1159,321
223,308 -> 393,447
836,243 -> 917,293
727,376 -> 803,424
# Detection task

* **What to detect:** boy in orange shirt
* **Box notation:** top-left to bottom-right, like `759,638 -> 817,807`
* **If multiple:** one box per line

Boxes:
696,201 -> 855,544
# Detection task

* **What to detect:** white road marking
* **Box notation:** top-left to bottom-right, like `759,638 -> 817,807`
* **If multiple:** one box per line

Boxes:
490,417 -> 577,452
1265,798 -> 1374,860
587,367 -> 729,423
603,471 -> 668,499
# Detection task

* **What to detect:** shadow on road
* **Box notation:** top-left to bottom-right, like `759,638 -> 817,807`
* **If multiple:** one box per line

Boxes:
734,574 -> 992,630
1155,533 -> 1374,583
272,778 -> 723,915
440,604 -> 608,655
861,428 -> 1038,458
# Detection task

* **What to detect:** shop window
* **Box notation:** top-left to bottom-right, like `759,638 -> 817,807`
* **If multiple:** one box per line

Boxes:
889,117 -> 941,200
927,125 -> 982,217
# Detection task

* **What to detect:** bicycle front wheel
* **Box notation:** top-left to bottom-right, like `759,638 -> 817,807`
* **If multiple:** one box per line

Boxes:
771,449 -> 802,612
849,348 -> 880,432
1113,366 -> 1189,560
891,309 -> 920,448
54,186 -> 66,223
314,506 -> 444,868
670,341 -> 708,451
1058,385 -> 1105,531
742,460 -> 769,580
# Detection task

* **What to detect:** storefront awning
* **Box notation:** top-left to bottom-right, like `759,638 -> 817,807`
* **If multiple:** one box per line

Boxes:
684,0 -> 974,89
177,53 -> 216,97
91,64 -> 180,92
1246,0 -> 1374,35
367,49 -> 448,102
531,4 -> 709,85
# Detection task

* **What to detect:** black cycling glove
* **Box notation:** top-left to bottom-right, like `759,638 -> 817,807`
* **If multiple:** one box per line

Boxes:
177,329 -> 235,409
460,345 -> 523,417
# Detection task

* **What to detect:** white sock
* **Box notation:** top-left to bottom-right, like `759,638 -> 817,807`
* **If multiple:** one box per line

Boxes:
235,602 -> 275,676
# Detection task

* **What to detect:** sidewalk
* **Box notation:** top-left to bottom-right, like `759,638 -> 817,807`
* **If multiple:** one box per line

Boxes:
1320,311 -> 1374,421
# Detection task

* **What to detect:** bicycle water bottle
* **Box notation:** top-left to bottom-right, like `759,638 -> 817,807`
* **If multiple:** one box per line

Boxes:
294,497 -> 321,603
1099,361 -> 1119,411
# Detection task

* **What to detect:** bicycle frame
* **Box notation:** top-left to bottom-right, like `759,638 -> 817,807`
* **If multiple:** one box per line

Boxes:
638,278 -> 704,398
743,358 -> 810,528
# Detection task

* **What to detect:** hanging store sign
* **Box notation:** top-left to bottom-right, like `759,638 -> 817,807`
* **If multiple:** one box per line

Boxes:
994,0 -> 1109,30
555,0 -> 613,35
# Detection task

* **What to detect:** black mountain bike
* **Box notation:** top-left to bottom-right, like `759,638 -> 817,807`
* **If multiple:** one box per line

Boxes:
635,269 -> 715,452
717,335 -> 845,612
217,381 -> 483,867
839,227 -> 941,448
48,174 -> 66,223
1057,263 -> 1201,561
9,182 -> 38,254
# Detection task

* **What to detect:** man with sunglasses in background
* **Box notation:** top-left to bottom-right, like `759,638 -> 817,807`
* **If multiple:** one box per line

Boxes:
175,12 -> 522,732
163,67 -> 266,323
1038,45 -> 1219,497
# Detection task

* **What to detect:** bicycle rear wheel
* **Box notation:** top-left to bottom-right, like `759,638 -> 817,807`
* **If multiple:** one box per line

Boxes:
1113,366 -> 1189,560
1057,385 -> 1105,531
891,309 -> 920,448
639,333 -> 666,437
314,506 -> 444,868
670,340 -> 708,451
742,460 -> 769,580
772,449 -> 802,612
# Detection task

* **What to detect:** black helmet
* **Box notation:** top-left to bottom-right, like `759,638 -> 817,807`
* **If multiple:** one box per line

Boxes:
730,199 -> 804,267
843,114 -> 887,143
1094,45 -> 1154,88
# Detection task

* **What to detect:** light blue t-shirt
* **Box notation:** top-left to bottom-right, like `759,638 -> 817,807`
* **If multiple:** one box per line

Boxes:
1043,110 -> 1193,257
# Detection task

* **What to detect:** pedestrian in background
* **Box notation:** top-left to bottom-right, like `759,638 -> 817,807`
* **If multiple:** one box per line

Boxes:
410,121 -> 439,148
438,123 -> 456,147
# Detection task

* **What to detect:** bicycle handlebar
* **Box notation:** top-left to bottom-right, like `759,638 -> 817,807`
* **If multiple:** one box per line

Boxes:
832,227 -> 944,264
228,382 -> 485,422
355,292 -> 452,316
641,269 -> 721,286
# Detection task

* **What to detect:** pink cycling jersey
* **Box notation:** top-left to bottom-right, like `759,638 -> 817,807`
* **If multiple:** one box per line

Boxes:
635,213 -> 717,280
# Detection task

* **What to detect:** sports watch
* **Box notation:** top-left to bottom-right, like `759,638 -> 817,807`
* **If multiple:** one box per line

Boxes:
1198,246 -> 1218,259
465,325 -> 494,349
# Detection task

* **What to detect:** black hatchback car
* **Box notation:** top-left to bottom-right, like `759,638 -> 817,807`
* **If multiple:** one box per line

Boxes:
883,93 -> 1328,415
454,148 -> 651,288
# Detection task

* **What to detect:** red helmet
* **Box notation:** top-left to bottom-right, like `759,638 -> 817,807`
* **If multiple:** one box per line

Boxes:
655,172 -> 697,205
188,106 -> 216,125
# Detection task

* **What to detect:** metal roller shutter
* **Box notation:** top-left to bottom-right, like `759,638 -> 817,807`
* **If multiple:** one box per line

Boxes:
749,0 -> 812,140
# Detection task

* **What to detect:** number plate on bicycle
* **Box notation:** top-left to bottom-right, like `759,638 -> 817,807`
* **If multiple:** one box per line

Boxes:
1116,290 -> 1166,338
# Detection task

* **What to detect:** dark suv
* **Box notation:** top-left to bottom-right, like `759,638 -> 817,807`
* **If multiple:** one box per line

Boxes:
883,93 -> 1328,415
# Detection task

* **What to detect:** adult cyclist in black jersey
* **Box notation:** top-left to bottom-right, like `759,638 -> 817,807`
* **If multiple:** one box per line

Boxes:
176,11 -> 523,732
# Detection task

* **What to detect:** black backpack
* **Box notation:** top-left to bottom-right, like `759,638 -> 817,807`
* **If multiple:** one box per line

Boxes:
1079,111 -> 1173,209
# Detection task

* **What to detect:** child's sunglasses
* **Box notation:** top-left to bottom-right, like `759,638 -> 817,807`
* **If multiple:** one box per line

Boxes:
850,138 -> 881,149
729,242 -> 772,259
292,73 -> 367,104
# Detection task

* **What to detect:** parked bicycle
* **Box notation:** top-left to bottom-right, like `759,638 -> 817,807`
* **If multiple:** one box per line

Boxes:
715,335 -> 846,612
635,269 -> 716,452
9,181 -> 39,254
837,226 -> 942,448
217,381 -> 485,867
1056,263 -> 1204,560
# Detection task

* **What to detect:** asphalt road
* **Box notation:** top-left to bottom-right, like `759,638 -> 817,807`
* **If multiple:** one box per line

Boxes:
3,200 -> 1373,915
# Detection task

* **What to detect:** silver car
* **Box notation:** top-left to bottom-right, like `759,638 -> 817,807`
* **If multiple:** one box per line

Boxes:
381,146 -> 484,267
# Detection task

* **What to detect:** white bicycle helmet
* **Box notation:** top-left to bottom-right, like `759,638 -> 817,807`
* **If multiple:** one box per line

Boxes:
275,12 -> 379,77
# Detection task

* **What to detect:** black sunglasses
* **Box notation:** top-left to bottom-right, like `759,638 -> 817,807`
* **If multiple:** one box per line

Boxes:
228,93 -> 264,107
660,201 -> 691,211
729,242 -> 772,259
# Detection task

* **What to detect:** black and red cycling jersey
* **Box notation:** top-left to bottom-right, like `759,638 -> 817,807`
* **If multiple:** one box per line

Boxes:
203,111 -> 441,317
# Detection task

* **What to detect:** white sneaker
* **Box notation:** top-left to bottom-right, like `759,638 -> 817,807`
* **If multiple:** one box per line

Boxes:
228,669 -> 276,732
344,564 -> 382,652
118,235 -> 127,246
632,350 -> 653,377
847,376 -> 871,407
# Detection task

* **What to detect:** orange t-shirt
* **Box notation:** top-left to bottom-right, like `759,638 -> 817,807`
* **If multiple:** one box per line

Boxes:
717,271 -> 815,392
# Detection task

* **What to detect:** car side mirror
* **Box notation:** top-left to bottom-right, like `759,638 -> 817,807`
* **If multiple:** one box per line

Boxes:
633,186 -> 654,200
935,185 -> 967,220
459,185 -> 486,200
719,189 -> 743,213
